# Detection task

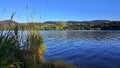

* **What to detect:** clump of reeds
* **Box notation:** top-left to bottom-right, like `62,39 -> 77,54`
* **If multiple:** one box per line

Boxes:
0,22 -> 46,68
0,30 -> 21,68
0,10 -> 76,68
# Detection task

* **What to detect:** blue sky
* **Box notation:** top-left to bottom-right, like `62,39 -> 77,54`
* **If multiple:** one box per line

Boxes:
0,0 -> 120,22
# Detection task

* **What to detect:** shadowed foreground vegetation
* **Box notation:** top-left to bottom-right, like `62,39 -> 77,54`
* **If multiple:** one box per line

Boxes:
0,24 -> 76,68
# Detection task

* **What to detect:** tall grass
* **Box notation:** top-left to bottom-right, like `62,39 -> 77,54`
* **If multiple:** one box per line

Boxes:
0,23 -> 46,68
0,30 -> 21,68
0,25 -> 76,68
0,10 -> 76,68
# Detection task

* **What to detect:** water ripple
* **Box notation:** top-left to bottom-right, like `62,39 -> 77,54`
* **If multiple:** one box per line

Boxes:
42,30 -> 120,68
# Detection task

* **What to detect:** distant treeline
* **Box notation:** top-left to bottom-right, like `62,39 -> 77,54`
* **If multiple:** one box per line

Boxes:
0,20 -> 120,30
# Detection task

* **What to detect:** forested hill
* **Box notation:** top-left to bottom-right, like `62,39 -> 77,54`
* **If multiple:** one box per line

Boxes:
0,20 -> 120,30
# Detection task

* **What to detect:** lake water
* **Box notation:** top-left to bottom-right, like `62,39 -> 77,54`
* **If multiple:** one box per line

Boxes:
40,30 -> 120,68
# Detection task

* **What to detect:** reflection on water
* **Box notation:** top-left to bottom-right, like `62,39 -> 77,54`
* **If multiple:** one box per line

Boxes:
40,30 -> 120,68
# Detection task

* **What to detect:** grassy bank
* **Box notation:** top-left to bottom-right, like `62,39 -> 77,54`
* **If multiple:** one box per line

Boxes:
0,24 -> 76,68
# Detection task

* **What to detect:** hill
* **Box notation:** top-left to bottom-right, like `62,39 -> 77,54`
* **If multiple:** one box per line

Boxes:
0,20 -> 18,25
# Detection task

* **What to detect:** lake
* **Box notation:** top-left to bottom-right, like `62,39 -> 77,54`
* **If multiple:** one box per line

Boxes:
40,30 -> 120,68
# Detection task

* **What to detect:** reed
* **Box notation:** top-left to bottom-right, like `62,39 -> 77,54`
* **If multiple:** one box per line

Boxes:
0,26 -> 76,68
0,10 -> 76,68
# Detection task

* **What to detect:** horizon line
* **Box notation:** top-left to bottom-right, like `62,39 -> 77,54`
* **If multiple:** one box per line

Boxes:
0,19 -> 120,23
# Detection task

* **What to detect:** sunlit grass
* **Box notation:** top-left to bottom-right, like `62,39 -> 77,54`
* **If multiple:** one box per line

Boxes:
0,9 -> 76,68
0,24 -> 76,68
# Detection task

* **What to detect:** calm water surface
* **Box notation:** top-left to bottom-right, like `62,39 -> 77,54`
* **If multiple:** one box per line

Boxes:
40,30 -> 120,68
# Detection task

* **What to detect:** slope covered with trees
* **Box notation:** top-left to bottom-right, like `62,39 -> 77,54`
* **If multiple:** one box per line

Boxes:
0,20 -> 120,30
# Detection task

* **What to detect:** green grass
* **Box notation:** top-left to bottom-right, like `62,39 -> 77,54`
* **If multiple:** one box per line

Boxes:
0,25 -> 76,68
0,9 -> 76,68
